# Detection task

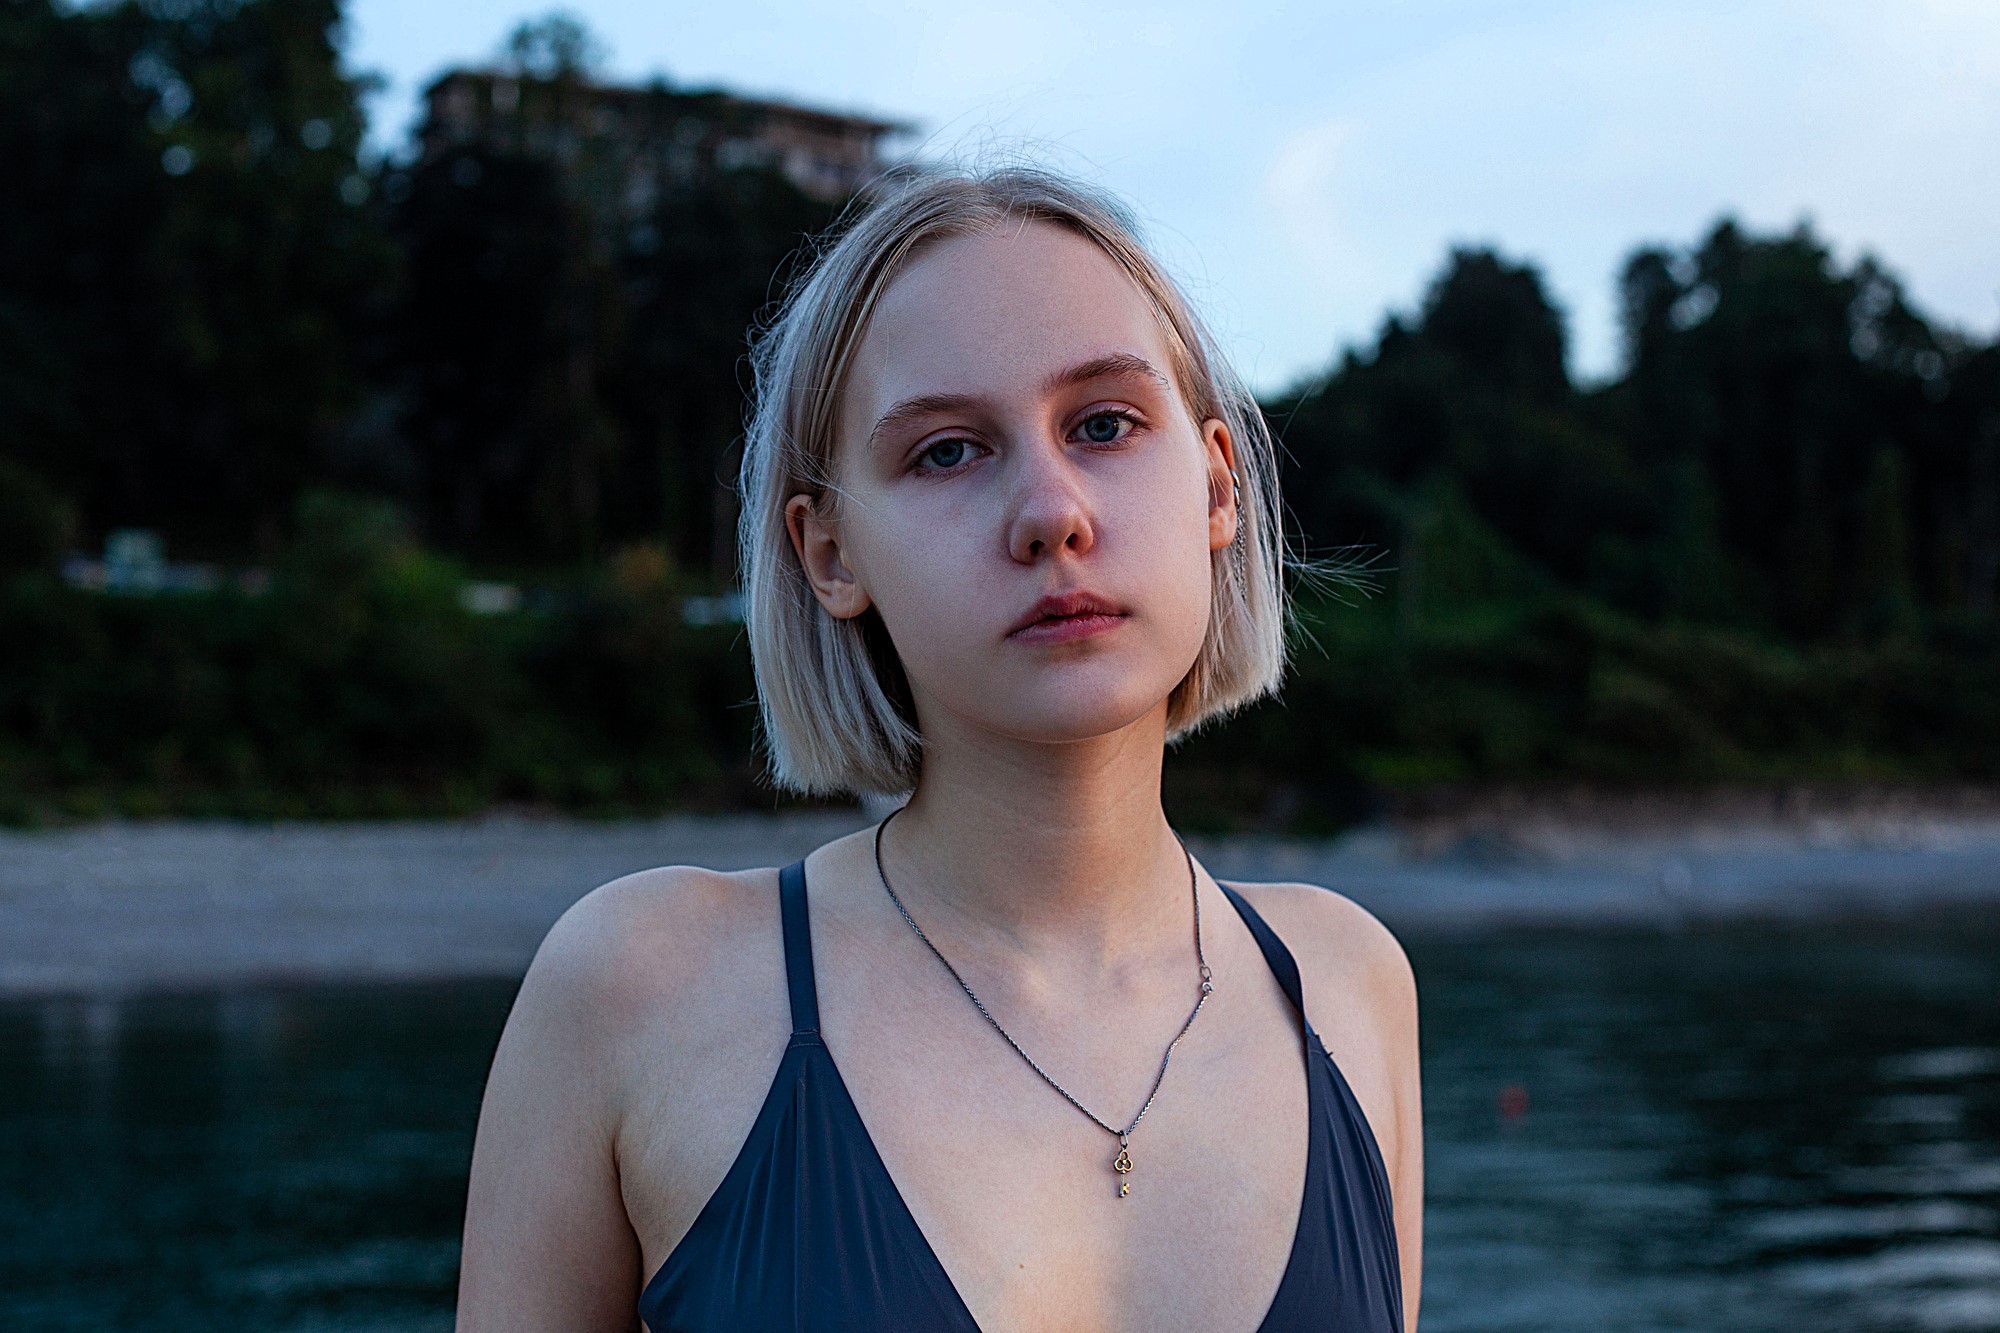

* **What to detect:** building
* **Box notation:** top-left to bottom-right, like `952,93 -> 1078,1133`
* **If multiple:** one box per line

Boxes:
417,68 -> 911,211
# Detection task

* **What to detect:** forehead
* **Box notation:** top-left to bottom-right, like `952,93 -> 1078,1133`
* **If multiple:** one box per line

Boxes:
839,220 -> 1177,439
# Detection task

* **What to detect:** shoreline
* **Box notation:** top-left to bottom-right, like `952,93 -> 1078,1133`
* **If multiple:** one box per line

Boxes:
1384,781 -> 2000,852
4,801 -> 1999,999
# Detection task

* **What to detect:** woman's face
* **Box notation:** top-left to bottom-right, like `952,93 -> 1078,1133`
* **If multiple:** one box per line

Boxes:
788,220 -> 1238,750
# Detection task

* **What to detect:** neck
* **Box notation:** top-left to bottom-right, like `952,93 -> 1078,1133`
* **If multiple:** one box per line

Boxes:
874,701 -> 1194,971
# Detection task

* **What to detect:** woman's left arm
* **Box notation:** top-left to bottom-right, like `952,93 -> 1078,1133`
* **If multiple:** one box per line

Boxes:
1247,883 -> 1424,1332
1374,928 -> 1424,1333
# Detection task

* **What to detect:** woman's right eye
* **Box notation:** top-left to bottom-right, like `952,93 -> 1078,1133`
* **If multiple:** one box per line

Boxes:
913,438 -> 976,474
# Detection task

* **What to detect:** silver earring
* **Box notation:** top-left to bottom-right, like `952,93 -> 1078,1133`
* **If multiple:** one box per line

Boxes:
1229,471 -> 1247,584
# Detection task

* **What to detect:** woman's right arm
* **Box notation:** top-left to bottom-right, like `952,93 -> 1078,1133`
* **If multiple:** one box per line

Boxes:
455,889 -> 647,1332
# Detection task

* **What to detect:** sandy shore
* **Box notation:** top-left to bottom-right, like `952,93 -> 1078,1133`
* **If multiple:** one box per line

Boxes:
3,802 -> 1998,997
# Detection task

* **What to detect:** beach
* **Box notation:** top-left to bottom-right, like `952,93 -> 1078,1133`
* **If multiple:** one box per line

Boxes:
6,796 -> 1998,998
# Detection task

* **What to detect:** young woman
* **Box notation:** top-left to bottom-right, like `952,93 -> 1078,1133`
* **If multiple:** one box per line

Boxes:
455,164 -> 1423,1332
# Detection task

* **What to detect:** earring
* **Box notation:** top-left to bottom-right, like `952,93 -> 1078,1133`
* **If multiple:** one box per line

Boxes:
1229,470 -> 1248,584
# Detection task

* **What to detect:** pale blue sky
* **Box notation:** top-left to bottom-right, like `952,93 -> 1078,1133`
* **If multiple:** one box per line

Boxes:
347,0 -> 2000,394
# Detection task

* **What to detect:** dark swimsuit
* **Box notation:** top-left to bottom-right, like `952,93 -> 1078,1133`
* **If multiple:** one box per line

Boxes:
638,856 -> 1404,1331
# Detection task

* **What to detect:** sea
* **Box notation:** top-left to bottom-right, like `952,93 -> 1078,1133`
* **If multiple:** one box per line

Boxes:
5,911 -> 1997,1331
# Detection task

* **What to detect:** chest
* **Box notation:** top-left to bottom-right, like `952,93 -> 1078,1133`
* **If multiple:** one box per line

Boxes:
840,981 -> 1312,1332
620,936 -> 1316,1333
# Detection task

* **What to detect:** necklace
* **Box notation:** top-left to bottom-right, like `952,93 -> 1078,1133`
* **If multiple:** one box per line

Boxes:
871,806 -> 1215,1198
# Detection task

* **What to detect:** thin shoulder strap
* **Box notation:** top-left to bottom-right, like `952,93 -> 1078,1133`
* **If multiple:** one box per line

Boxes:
1218,883 -> 1308,1023
777,858 -> 821,1037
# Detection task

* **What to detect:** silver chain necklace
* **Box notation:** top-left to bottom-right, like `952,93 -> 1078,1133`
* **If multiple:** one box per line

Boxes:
871,806 -> 1215,1198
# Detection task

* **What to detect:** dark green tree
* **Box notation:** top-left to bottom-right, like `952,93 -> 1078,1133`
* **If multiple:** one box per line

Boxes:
0,0 -> 388,559
1277,246 -> 1645,621
611,164 -> 838,579
501,9 -> 606,81
390,144 -> 622,564
0,0 -> 163,542
1608,219 -> 1976,637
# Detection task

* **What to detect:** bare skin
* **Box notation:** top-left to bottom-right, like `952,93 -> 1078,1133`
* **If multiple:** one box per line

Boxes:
456,220 -> 1423,1332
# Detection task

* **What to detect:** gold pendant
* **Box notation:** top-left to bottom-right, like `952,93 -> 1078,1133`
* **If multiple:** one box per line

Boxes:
1112,1137 -> 1133,1198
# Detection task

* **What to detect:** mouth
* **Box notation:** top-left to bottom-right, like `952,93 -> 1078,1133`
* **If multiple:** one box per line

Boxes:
1010,611 -> 1129,645
1007,592 -> 1130,643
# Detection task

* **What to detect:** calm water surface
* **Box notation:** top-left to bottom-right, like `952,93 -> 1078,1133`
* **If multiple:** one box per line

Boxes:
4,918 -> 1997,1332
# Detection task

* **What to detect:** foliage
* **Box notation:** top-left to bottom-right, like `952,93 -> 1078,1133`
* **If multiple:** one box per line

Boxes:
501,10 -> 606,81
1274,230 -> 2000,643
1164,591 -> 2000,834
389,140 -> 618,561
9,545 -> 1991,827
2,2 -> 1997,824
0,0 -> 389,557
381,103 -> 838,571
0,492 -> 770,823
0,457 -> 75,574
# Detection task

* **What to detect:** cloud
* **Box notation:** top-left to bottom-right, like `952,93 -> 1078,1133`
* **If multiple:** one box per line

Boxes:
349,0 -> 1999,391
1253,0 -> 2000,382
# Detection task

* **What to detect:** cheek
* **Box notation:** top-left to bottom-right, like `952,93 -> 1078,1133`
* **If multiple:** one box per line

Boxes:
849,509 -> 990,666
1114,458 -> 1217,617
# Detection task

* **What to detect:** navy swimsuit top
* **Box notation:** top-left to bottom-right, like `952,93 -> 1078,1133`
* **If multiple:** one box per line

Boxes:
638,857 -> 1404,1331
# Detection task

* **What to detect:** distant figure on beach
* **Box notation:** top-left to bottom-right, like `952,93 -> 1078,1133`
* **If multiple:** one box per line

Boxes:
454,162 -> 1423,1332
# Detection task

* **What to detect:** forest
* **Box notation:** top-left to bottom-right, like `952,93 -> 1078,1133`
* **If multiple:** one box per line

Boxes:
2,0 -> 1996,829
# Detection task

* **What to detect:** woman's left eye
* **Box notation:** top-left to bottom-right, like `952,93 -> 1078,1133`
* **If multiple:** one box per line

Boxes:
1076,411 -> 1136,445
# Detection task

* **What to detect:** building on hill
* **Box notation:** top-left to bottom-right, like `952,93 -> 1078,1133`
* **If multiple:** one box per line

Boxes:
417,68 -> 911,210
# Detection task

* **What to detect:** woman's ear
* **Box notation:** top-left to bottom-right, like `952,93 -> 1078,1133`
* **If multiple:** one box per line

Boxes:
785,492 -> 873,619
1201,419 -> 1240,554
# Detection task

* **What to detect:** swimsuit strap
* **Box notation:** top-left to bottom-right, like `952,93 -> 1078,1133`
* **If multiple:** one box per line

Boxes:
777,857 -> 821,1037
1218,883 -> 1309,1024
780,860 -> 1303,1039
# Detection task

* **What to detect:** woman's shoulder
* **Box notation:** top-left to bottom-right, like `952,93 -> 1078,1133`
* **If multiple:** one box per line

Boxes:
541,860 -> 784,968
1219,878 -> 1415,1015
1218,879 -> 1419,1100
459,861 -> 799,1307
1221,877 -> 1422,1197
512,861 -> 791,1068
1222,878 -> 1424,1307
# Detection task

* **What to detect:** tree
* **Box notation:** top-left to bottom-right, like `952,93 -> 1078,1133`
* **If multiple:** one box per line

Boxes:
1276,246 -> 1644,617
611,164 -> 838,579
502,10 -> 606,81
391,144 -> 622,564
1609,218 -> 1973,637
0,0 -> 389,558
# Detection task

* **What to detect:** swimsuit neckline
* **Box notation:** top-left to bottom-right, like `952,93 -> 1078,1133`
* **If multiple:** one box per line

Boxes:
638,867 -> 1333,1332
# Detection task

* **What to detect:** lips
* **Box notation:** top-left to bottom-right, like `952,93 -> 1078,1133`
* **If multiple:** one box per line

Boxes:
1007,590 -> 1129,637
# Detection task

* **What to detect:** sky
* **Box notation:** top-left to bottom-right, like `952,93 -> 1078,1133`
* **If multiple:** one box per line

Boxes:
345,0 -> 2000,396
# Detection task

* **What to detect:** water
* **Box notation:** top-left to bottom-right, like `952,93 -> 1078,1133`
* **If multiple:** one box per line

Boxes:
1416,918 -> 2000,1332
4,918 -> 1997,1332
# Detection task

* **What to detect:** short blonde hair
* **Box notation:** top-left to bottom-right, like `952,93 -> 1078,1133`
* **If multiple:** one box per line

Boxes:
739,162 -> 1310,798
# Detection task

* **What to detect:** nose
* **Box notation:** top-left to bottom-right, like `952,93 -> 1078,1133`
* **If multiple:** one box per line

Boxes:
1004,435 -> 1097,564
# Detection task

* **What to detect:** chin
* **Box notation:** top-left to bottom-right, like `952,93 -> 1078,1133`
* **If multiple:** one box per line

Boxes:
974,680 -> 1172,745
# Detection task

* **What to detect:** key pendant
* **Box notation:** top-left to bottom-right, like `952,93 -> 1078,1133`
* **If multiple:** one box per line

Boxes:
1111,1135 -> 1133,1198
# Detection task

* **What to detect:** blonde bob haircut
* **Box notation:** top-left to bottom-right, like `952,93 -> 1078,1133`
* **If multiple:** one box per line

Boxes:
740,162 -> 1314,799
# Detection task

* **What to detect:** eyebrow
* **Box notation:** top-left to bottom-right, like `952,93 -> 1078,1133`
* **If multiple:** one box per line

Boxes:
865,353 -> 1172,454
